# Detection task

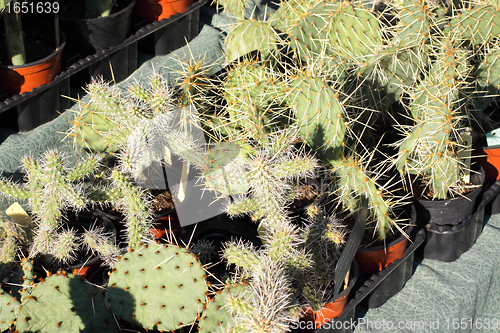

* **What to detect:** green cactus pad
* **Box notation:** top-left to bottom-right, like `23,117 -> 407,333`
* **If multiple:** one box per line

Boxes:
226,19 -> 277,64
291,1 -> 384,66
290,75 -> 345,163
448,6 -> 500,46
269,0 -> 320,34
105,243 -> 208,331
71,104 -> 122,153
0,289 -> 20,331
198,283 -> 250,333
17,273 -> 118,333
394,0 -> 433,49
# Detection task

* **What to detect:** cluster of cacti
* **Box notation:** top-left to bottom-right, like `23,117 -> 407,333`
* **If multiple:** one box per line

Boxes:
0,259 -> 118,332
212,0 -> 500,236
68,75 -> 176,153
0,149 -> 120,264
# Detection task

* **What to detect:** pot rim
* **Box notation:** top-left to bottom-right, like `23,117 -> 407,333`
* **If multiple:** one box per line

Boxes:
59,0 -> 136,23
0,26 -> 66,70
356,205 -> 416,253
415,162 -> 485,204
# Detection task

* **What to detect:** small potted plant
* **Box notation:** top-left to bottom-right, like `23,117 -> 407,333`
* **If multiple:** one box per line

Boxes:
0,0 -> 65,95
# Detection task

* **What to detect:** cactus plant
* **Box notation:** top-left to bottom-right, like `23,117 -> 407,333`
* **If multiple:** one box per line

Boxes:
5,259 -> 119,333
104,242 -> 208,331
0,217 -> 25,277
2,0 -> 26,66
0,149 -> 106,263
198,281 -> 251,333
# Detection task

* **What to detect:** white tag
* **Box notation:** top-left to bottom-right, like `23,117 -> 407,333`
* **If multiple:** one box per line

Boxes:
458,132 -> 472,184
6,202 -> 32,227
178,161 -> 190,202
486,129 -> 500,147
163,146 -> 172,166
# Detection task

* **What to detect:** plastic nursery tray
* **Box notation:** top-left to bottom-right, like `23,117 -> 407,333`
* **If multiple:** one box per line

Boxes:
417,181 -> 500,262
302,228 -> 425,333
485,180 -> 500,215
0,0 -> 207,132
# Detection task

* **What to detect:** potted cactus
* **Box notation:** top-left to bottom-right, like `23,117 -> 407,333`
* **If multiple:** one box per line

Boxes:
59,0 -> 136,56
0,149 -> 119,272
0,0 -> 65,95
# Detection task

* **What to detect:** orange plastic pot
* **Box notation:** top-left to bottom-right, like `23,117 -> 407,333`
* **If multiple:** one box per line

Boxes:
301,293 -> 350,328
134,0 -> 195,22
0,39 -> 64,96
299,261 -> 358,329
474,146 -> 500,182
354,228 -> 411,275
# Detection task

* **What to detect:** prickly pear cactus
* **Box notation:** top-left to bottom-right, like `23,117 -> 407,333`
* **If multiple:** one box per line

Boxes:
0,289 -> 20,332
225,19 -> 277,63
71,103 -> 124,153
104,243 -> 208,331
291,1 -> 384,67
269,0 -> 320,34
289,74 -> 345,163
447,5 -> 500,46
198,282 -> 250,333
16,272 -> 118,333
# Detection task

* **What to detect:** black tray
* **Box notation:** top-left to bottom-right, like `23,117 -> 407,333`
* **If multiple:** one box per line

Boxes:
417,180 -> 500,262
0,0 -> 208,132
485,181 -> 500,215
306,228 -> 425,333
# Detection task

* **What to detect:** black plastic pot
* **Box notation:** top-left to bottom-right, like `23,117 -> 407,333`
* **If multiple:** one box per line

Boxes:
60,0 -> 136,56
0,0 -> 207,132
0,23 -> 67,132
413,164 -> 485,226
417,180 -> 500,262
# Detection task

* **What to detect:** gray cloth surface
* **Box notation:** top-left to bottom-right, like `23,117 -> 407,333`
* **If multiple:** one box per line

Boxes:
0,4 -> 499,333
353,214 -> 500,333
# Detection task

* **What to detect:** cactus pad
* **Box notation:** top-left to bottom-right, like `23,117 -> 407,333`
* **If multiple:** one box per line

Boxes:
17,273 -> 118,333
198,283 -> 250,333
0,290 -> 19,332
105,243 -> 208,331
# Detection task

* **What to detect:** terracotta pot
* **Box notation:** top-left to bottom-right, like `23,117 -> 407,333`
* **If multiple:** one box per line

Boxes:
134,0 -> 194,22
0,26 -> 65,96
474,145 -> 500,182
355,225 -> 414,276
300,261 -> 358,328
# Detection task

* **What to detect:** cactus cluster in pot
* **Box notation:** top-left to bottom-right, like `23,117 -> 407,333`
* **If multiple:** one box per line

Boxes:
0,149 -> 120,266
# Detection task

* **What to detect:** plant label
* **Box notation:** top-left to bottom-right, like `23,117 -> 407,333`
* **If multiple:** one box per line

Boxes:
458,131 -> 473,184
486,128 -> 500,147
6,202 -> 31,227
334,199 -> 367,300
